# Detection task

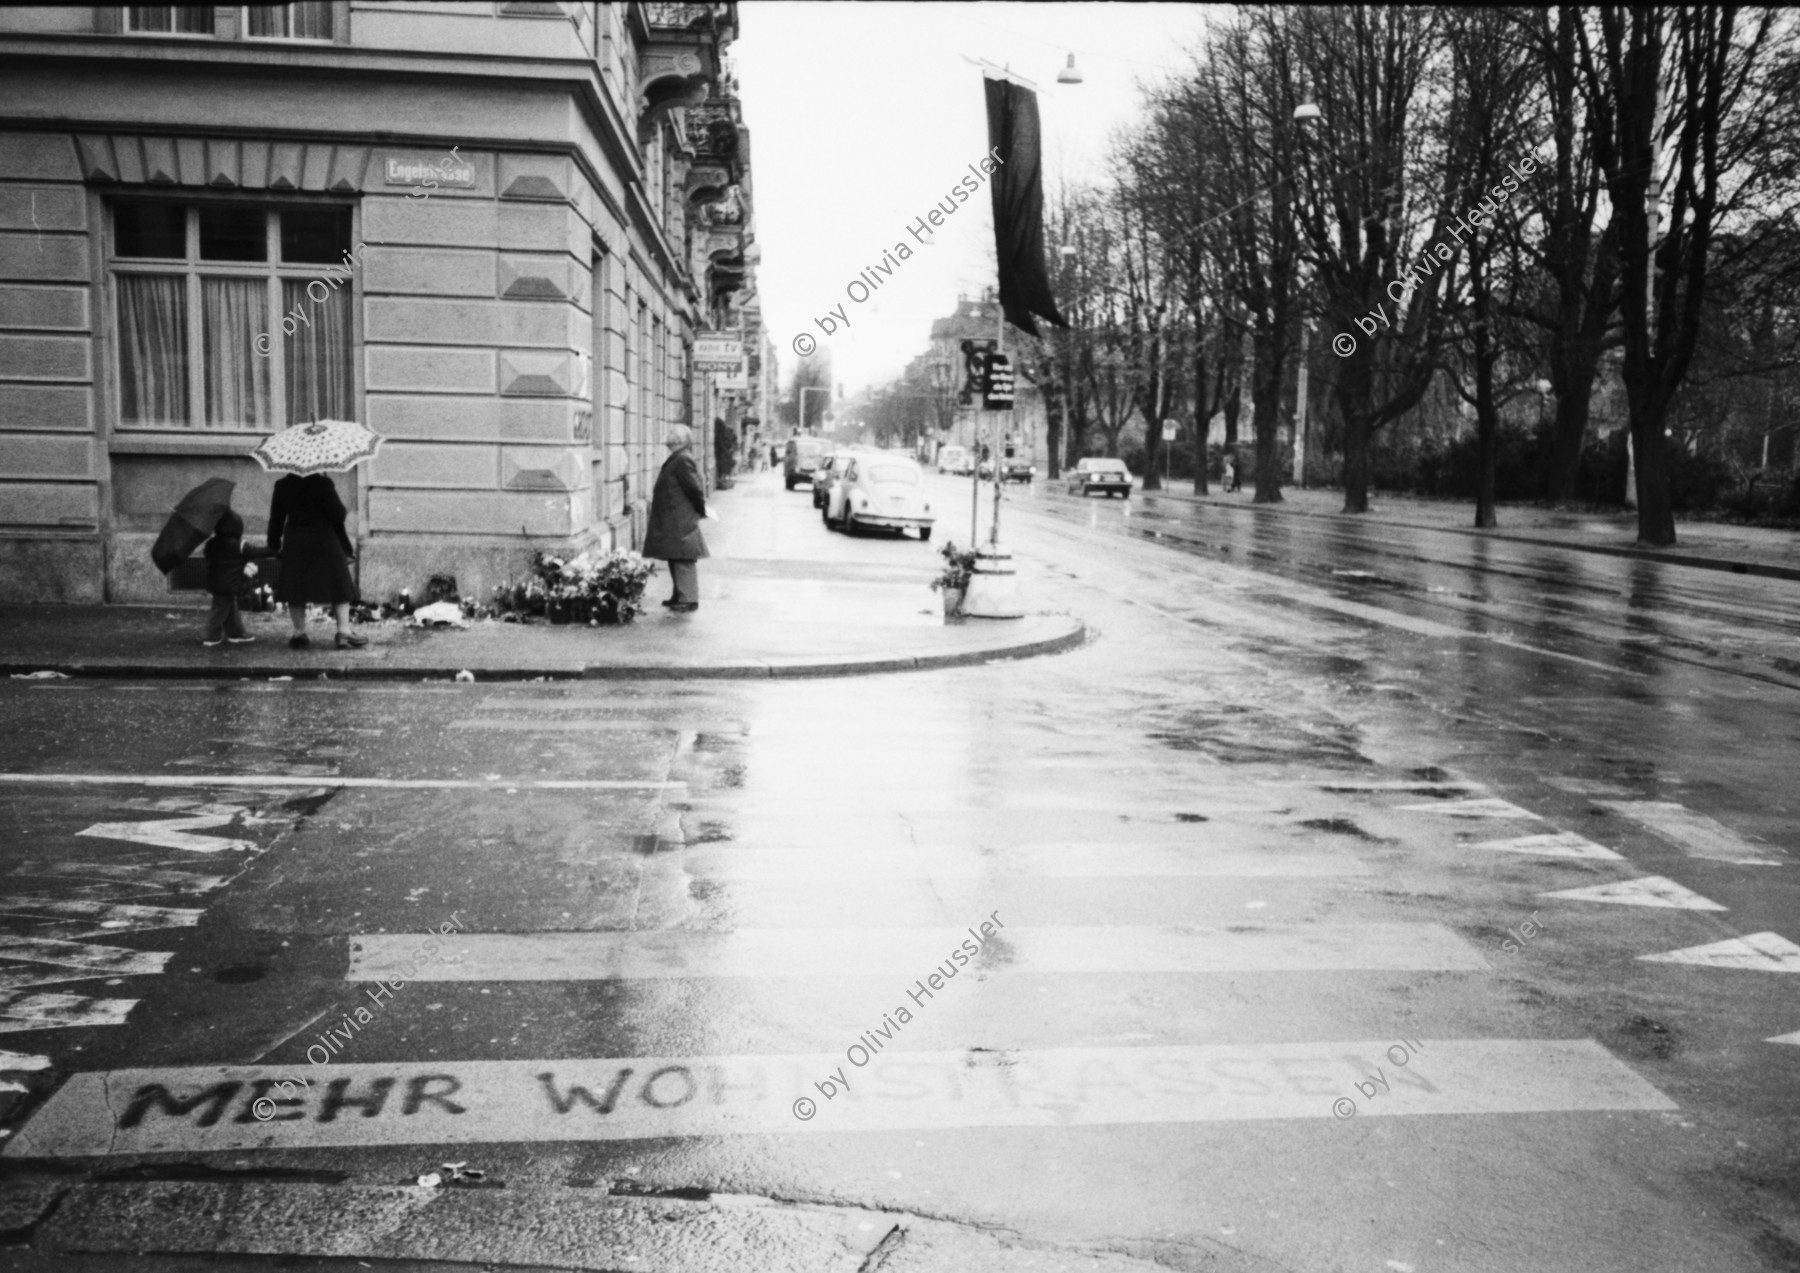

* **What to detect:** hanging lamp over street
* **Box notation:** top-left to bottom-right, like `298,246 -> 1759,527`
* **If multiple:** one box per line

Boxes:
1057,53 -> 1083,84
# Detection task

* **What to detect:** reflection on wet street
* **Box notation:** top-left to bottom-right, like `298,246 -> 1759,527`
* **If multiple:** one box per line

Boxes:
2,476 -> 1797,1273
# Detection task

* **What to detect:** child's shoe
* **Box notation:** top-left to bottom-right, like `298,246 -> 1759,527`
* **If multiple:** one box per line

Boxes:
227,635 -> 255,644
201,638 -> 224,648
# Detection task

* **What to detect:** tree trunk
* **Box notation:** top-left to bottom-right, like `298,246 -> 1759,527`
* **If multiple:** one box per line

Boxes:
1191,326 -> 1210,495
1141,331 -> 1165,492
1542,357 -> 1599,501
1250,328 -> 1284,504
1223,343 -> 1243,447
1341,416 -> 1371,513
1627,388 -> 1677,545
1473,347 -> 1499,529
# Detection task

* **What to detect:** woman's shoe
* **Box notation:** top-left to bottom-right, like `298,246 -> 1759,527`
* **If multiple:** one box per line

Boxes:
288,634 -> 310,650
335,631 -> 368,649
668,602 -> 699,612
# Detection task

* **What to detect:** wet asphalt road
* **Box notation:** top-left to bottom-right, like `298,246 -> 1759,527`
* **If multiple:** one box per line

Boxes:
1,469 -> 1798,1273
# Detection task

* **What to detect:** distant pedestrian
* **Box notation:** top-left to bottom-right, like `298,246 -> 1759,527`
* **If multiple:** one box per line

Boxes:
714,416 -> 737,482
200,509 -> 268,648
268,472 -> 366,650
645,424 -> 708,612
1225,454 -> 1241,492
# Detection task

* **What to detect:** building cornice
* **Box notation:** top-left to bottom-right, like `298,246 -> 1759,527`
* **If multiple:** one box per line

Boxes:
0,35 -> 731,308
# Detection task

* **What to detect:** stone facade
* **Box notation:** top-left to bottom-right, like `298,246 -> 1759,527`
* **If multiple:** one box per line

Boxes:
0,1 -> 760,603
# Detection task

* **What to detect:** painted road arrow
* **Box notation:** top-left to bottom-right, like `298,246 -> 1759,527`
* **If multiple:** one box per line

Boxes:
76,815 -> 256,855
1639,932 -> 1800,972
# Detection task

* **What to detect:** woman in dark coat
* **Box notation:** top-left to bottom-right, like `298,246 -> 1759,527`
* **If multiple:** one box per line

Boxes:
643,425 -> 708,612
268,472 -> 366,649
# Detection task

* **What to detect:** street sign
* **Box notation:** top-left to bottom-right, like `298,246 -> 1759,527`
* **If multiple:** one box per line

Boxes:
692,335 -> 743,371
983,353 -> 1015,410
1162,419 -> 1179,442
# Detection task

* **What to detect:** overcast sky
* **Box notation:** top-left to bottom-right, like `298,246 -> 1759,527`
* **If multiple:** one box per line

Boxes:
731,3 -> 1219,397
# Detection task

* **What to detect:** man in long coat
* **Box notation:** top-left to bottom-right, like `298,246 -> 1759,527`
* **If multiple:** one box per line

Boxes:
643,424 -> 708,612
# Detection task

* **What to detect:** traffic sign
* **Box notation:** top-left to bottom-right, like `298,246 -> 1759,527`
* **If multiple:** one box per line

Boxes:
983,354 -> 1015,410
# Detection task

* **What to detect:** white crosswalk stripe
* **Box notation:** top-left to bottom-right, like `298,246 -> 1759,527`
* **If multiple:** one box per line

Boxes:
2,735 -> 1686,1163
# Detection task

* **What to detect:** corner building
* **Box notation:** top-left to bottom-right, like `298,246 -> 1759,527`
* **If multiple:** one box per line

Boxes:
0,2 -> 758,603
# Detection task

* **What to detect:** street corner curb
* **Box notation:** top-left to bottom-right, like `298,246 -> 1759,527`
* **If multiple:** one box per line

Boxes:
586,658 -> 774,680
578,616 -> 1087,681
28,1180 -> 1177,1273
0,661 -> 590,683
921,614 -> 1088,672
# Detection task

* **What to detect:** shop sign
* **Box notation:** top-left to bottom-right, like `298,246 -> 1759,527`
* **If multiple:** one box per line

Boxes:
693,336 -> 743,371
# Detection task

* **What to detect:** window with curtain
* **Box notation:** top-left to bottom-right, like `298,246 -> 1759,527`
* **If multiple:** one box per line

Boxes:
125,7 -> 215,34
244,3 -> 335,39
110,200 -> 355,432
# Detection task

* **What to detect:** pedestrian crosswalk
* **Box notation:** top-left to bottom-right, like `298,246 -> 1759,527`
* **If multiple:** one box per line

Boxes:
5,686 -> 1787,1190
0,787 -> 309,1038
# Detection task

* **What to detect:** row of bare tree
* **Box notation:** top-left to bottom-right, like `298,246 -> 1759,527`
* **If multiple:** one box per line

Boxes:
1008,5 -> 1800,545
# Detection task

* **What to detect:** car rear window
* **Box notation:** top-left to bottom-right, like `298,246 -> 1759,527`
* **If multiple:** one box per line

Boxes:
867,464 -> 919,484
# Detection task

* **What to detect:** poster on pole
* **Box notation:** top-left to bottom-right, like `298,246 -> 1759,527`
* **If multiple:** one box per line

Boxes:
983,354 -> 1015,410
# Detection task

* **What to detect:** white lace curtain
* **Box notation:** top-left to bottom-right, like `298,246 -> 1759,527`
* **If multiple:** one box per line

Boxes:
247,3 -> 333,39
202,277 -> 271,428
119,274 -> 348,429
282,279 -> 353,424
117,275 -> 187,424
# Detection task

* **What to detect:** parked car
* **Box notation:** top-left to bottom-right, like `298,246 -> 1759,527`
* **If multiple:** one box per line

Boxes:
1067,456 -> 1132,498
937,445 -> 972,475
812,449 -> 859,509
826,455 -> 934,539
783,436 -> 828,490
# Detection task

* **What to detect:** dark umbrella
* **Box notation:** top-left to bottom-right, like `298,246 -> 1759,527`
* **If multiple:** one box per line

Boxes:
150,477 -> 235,574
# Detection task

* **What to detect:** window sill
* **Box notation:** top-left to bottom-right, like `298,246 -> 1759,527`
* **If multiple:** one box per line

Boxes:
110,432 -> 267,456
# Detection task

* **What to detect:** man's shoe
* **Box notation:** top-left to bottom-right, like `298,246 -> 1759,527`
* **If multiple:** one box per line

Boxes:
201,638 -> 224,648
288,634 -> 310,650
227,635 -> 255,644
668,602 -> 699,612
334,631 -> 368,649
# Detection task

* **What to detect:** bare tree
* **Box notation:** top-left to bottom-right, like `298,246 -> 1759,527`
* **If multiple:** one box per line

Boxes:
1574,4 -> 1782,545
1191,12 -> 1310,504
1289,5 -> 1460,515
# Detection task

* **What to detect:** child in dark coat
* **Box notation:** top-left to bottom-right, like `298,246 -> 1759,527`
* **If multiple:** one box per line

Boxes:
201,510 -> 269,647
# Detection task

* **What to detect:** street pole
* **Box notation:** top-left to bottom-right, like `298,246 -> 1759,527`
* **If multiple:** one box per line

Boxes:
1293,321 -> 1311,487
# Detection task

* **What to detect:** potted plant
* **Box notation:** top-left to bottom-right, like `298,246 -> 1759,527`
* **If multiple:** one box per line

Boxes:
929,541 -> 979,618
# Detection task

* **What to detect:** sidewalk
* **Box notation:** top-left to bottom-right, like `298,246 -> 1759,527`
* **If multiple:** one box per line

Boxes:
0,476 -> 1084,681
1140,483 -> 1800,582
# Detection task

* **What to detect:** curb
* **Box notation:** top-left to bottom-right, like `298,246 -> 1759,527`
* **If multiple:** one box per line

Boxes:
582,616 -> 1086,679
0,619 -> 1086,683
1135,488 -> 1800,583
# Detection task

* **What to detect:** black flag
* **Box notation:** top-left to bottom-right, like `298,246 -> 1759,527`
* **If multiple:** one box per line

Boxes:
983,75 -> 1068,337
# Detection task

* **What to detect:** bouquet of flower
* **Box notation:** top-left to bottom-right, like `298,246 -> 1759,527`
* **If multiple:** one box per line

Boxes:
524,548 -> 657,623
595,550 -> 657,623
929,541 -> 980,594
